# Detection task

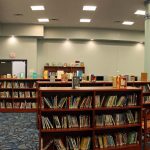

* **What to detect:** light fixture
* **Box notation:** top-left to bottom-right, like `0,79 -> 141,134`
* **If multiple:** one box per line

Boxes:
134,10 -> 145,15
31,5 -> 45,11
38,18 -> 49,22
83,6 -> 97,11
8,35 -> 17,44
80,19 -> 91,23
122,21 -> 134,25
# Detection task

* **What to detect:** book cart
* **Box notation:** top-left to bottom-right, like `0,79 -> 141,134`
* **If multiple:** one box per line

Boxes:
38,86 -> 142,150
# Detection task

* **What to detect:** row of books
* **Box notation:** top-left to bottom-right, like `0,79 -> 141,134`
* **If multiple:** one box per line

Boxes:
142,84 -> 150,93
95,94 -> 138,108
95,110 -> 138,126
42,96 -> 92,109
144,96 -> 150,104
95,131 -> 138,148
0,81 -> 36,88
66,136 -> 91,150
42,115 -> 90,129
0,100 -> 36,109
13,91 -> 36,98
0,91 -> 10,98
41,136 -> 91,150
41,131 -> 137,150
13,81 -> 36,88
0,91 -> 36,98
0,81 -> 12,88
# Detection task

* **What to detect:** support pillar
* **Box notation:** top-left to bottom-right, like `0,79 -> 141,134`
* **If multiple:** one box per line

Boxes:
144,0 -> 150,79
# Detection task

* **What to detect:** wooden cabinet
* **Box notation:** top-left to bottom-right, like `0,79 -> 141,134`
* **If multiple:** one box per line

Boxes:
38,87 -> 142,150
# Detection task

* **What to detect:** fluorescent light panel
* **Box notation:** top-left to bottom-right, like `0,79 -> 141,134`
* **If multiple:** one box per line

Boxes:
134,10 -> 145,15
83,6 -> 97,11
31,5 -> 45,10
80,19 -> 91,22
122,21 -> 134,25
38,18 -> 49,22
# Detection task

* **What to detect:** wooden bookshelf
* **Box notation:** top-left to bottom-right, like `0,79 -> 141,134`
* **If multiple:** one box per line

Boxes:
129,81 -> 150,108
36,81 -> 113,88
0,78 -> 41,112
44,66 -> 85,74
39,86 -> 142,150
143,109 -> 150,150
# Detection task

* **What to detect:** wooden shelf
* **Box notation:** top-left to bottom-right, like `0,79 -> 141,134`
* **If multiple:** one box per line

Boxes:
94,144 -> 140,150
13,88 -> 36,90
41,108 -> 93,112
41,127 -> 93,133
0,88 -> 12,90
0,97 -> 12,100
0,108 -> 38,112
39,86 -> 141,92
0,78 -> 38,112
44,66 -> 85,74
95,124 -> 141,130
143,92 -> 150,95
39,86 -> 142,150
95,106 -> 141,111
13,97 -> 37,100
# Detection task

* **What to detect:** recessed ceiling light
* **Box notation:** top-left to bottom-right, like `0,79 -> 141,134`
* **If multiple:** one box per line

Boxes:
122,21 -> 134,25
83,6 -> 97,11
38,18 -> 49,22
80,19 -> 91,23
31,5 -> 45,11
134,10 -> 145,15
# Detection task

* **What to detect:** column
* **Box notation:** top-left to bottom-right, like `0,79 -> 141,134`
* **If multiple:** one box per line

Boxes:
145,0 -> 150,79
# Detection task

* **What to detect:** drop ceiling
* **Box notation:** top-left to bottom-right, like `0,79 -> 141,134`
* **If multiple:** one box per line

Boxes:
0,0 -> 145,31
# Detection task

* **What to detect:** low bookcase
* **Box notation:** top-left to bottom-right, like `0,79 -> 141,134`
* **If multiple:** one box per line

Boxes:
39,86 -> 142,150
0,78 -> 38,112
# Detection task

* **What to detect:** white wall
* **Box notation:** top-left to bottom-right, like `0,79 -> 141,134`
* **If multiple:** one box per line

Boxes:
0,37 -> 37,77
0,26 -> 145,79
37,39 -> 144,78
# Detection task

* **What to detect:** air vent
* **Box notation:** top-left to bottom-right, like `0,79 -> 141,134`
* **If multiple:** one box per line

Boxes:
50,18 -> 59,21
14,13 -> 23,16
114,20 -> 121,23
